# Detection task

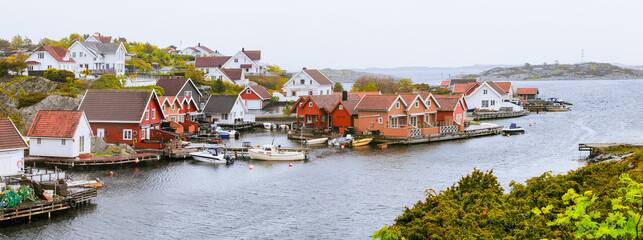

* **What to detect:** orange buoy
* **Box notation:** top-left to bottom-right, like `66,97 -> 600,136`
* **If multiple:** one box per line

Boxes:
110,171 -> 114,177
379,144 -> 387,149
289,163 -> 293,167
529,124 -> 532,126
506,134 -> 510,137
518,133 -> 522,135
340,144 -> 345,149
135,158 -> 139,163
534,122 -> 536,124
249,165 -> 254,170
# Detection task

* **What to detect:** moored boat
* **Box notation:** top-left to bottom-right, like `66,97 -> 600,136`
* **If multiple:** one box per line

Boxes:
350,138 -> 372,147
190,147 -> 233,164
215,127 -> 239,139
502,123 -> 524,134
305,138 -> 328,145
248,145 -> 306,161
328,134 -> 354,146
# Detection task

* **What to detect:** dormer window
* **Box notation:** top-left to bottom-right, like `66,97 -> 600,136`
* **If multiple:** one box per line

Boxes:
426,100 -> 431,107
395,102 -> 400,109
309,102 -> 313,107
339,105 -> 343,110
415,101 -> 419,108
483,89 -> 488,94
246,89 -> 251,94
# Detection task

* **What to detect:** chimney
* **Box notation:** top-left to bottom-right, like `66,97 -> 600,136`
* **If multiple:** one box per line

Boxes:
342,91 -> 348,101
302,67 -> 307,70
198,43 -> 200,47
242,47 -> 245,52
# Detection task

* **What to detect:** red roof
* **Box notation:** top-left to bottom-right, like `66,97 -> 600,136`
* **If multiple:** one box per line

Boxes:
453,83 -> 477,94
27,111 -> 84,138
440,81 -> 450,86
198,45 -> 215,54
240,64 -> 253,68
97,36 -> 112,43
434,95 -> 462,112
309,94 -> 360,112
221,68 -> 243,80
0,118 -> 28,150
486,81 -> 507,96
25,61 -> 40,65
517,88 -> 539,95
494,82 -> 512,93
398,93 -> 420,107
242,50 -> 261,60
355,95 -> 400,111
249,85 -> 272,99
303,69 -> 333,85
195,56 -> 231,67
33,45 -> 75,63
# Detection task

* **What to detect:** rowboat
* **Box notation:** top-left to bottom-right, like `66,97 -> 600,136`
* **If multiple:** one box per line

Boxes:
248,145 -> 305,161
305,138 -> 328,145
350,138 -> 372,147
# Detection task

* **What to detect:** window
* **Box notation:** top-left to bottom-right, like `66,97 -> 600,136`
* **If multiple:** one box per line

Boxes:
292,91 -> 296,96
79,136 -> 84,152
28,66 -> 34,71
222,113 -> 228,120
38,53 -> 44,58
171,116 -> 176,122
308,91 -> 313,95
47,65 -> 52,69
307,116 -> 312,123
482,100 -> 489,107
141,129 -> 146,139
152,109 -> 156,119
171,104 -> 175,110
145,110 -> 149,120
391,117 -> 398,127
456,114 -> 462,123
234,58 -> 238,63
410,116 -> 417,127
72,52 -> 76,57
395,102 -> 400,109
162,105 -> 166,111
426,100 -> 431,107
300,79 -> 305,84
246,89 -> 251,94
483,89 -> 488,94
185,91 -> 192,97
309,102 -> 313,107
378,117 -> 383,124
490,100 -> 496,106
123,129 -> 132,140
415,101 -> 419,108
339,105 -> 343,110
299,102 -> 303,107
37,138 -> 41,144
61,139 -> 66,145
321,116 -> 326,122
327,90 -> 330,94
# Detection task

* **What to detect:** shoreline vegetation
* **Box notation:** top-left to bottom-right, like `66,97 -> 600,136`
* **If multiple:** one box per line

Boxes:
374,145 -> 643,239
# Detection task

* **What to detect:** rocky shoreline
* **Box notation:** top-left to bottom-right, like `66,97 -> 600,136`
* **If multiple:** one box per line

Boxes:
456,62 -> 643,81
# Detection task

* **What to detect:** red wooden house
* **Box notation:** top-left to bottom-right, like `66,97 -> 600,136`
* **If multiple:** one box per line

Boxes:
290,94 -> 360,130
434,94 -> 468,130
239,85 -> 272,110
78,89 -> 165,147
329,98 -> 359,130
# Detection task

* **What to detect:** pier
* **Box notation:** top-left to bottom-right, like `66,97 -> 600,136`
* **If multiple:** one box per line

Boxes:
25,153 -> 160,167
369,124 -> 504,146
472,110 -> 529,120
0,187 -> 97,223
223,146 -> 309,159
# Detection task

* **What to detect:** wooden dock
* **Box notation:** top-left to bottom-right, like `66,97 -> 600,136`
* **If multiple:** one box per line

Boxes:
370,125 -> 504,145
0,187 -> 97,223
223,146 -> 309,159
472,110 -> 529,120
25,153 -> 160,167
579,143 -> 643,157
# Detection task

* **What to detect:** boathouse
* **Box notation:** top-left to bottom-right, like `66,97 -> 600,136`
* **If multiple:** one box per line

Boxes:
27,111 -> 93,158
239,85 -> 272,110
329,97 -> 359,130
434,95 -> 468,130
156,77 -> 204,109
291,93 -> 360,130
78,89 -> 165,146
0,118 -> 28,177
517,88 -> 539,100
353,94 -> 441,137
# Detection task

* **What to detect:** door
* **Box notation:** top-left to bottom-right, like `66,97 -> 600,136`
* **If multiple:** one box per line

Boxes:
246,100 -> 262,110
410,116 -> 417,127
328,116 -> 333,128
97,128 -> 105,138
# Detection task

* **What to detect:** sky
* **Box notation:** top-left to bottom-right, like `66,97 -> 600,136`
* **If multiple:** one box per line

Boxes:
1,0 -> 642,71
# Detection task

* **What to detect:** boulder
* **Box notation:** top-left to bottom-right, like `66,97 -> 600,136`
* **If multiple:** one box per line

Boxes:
18,94 -> 81,132
91,136 -> 108,153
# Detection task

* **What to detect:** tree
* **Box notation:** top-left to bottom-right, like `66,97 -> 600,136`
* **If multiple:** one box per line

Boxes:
90,74 -> 122,89
333,82 -> 344,92
282,103 -> 292,116
397,78 -> 413,93
268,65 -> 282,73
213,78 -> 226,93
10,35 -> 24,48
364,82 -> 378,91
43,69 -> 75,82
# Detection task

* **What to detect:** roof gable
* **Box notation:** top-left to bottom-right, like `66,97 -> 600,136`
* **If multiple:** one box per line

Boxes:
27,111 -> 85,138
221,68 -> 243,80
195,56 -> 231,67
204,95 -> 239,113
494,82 -> 513,93
303,69 -> 333,85
79,89 -> 155,122
0,118 -> 28,150
245,85 -> 272,99
355,95 -> 401,111
242,50 -> 261,61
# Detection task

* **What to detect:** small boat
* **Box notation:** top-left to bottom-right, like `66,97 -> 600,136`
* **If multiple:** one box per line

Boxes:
328,134 -> 354,146
502,123 -> 524,134
279,124 -> 289,130
190,147 -> 233,164
263,123 -> 274,129
67,179 -> 103,189
305,138 -> 328,145
248,145 -> 305,161
206,137 -> 222,144
548,98 -> 573,105
350,138 -> 372,147
215,127 -> 239,139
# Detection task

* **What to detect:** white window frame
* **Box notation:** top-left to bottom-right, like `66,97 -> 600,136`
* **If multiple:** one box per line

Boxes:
395,102 -> 400,109
37,138 -> 41,144
79,136 -> 84,152
490,100 -> 496,106
145,110 -> 149,120
309,102 -> 313,108
222,113 -> 229,120
123,129 -> 133,140
141,129 -> 146,139
321,116 -> 326,122
185,91 -> 192,97
152,109 -> 156,119
426,100 -> 431,107
410,116 -> 417,127
483,89 -> 488,94
339,105 -> 343,110
61,139 -> 66,145
378,117 -> 383,124
307,115 -> 313,123
482,100 -> 489,108
415,101 -> 419,108
246,89 -> 252,94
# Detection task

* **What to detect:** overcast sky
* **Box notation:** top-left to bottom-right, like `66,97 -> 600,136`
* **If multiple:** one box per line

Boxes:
1,0 -> 641,71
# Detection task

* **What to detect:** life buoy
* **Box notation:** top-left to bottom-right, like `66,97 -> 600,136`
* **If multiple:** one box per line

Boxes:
17,160 -> 23,167
132,130 -> 138,137
69,199 -> 77,208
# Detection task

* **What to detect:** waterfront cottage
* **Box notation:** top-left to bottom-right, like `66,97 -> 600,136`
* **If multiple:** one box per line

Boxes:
291,94 -> 360,130
221,48 -> 266,75
156,77 -> 204,109
27,111 -> 92,158
78,89 -> 165,146
281,68 -> 333,100
205,68 -> 248,85
202,95 -> 249,125
434,95 -> 468,129
517,88 -> 539,100
463,81 -> 522,112
25,45 -> 76,74
195,56 -> 232,73
158,96 -> 183,122
0,118 -> 28,177
329,96 -> 360,130
353,94 -> 441,137
239,85 -> 272,110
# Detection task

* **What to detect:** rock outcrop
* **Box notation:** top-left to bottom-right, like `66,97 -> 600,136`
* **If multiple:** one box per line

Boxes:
456,62 -> 643,81
18,94 -> 81,132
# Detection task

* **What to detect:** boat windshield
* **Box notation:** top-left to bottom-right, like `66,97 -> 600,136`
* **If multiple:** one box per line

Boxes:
208,148 -> 224,155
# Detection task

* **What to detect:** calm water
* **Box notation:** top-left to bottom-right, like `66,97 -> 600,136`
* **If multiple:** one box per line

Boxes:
1,80 -> 642,239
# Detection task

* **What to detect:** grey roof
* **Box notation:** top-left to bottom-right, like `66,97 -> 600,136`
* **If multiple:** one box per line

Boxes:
79,41 -> 121,55
204,95 -> 238,114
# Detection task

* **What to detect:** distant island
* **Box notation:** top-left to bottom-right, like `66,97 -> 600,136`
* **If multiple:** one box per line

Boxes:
455,62 -> 643,81
319,68 -> 397,83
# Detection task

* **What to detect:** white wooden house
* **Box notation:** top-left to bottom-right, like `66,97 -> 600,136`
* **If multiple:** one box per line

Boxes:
221,48 -> 266,75
205,68 -> 248,86
27,111 -> 93,158
25,45 -> 76,73
0,118 -> 29,177
202,95 -> 249,125
464,82 -> 522,112
281,68 -> 334,101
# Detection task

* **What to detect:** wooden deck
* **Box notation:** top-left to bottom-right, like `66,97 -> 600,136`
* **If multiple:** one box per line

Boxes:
25,153 -> 160,167
370,125 -> 504,145
0,187 -> 97,223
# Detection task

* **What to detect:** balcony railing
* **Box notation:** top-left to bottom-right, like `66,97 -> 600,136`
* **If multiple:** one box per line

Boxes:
90,69 -> 116,75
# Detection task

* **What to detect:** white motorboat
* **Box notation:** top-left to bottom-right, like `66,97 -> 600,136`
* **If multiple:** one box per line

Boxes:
263,123 -> 274,129
305,137 -> 328,145
502,123 -> 525,134
248,145 -> 306,161
190,147 -> 233,164
328,134 -> 354,146
215,127 -> 239,139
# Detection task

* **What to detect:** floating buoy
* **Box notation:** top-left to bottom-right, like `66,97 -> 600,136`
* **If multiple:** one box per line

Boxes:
249,165 -> 254,170
340,144 -> 345,149
529,124 -> 532,126
110,171 -> 114,177
289,163 -> 293,167
506,134 -> 510,137
518,133 -> 522,135
534,122 -> 536,124
379,144 -> 388,149
135,158 -> 139,163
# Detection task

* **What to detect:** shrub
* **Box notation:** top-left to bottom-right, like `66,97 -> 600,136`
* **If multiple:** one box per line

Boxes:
90,74 -> 122,89
43,68 -> 75,82
126,85 -> 164,96
18,92 -> 48,108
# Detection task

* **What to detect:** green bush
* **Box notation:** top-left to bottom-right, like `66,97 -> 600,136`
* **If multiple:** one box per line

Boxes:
246,75 -> 288,91
18,92 -> 49,108
43,68 -> 75,82
126,85 -> 164,96
90,74 -> 122,89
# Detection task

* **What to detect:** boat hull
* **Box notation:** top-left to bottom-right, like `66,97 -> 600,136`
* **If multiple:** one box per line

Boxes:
351,138 -> 372,147
306,138 -> 328,145
190,152 -> 228,164
248,149 -> 305,161
503,128 -> 525,134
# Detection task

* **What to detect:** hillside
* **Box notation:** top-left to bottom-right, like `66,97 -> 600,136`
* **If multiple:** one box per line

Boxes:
319,68 -> 397,83
456,62 -> 643,80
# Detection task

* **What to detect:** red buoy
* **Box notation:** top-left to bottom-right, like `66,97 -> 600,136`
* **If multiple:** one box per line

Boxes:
135,158 -> 139,163
110,171 -> 114,177
506,134 -> 510,137
289,163 -> 293,167
249,165 -> 254,170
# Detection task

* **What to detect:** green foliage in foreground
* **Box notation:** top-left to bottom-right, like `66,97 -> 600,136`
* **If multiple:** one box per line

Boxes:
375,150 -> 643,239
